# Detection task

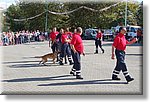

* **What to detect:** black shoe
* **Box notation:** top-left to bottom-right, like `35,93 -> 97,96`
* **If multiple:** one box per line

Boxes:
69,61 -> 73,65
112,77 -> 121,80
94,52 -> 98,54
125,75 -> 134,83
70,71 -> 76,76
102,49 -> 104,54
59,62 -> 64,65
76,75 -> 83,79
127,77 -> 134,83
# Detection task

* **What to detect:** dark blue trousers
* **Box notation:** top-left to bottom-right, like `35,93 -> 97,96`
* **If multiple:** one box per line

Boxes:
72,52 -> 81,75
59,43 -> 72,64
112,49 -> 130,78
115,49 -> 127,72
60,43 -> 71,57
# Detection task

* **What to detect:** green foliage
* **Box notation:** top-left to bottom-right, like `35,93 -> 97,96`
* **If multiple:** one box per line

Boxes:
136,2 -> 143,27
4,1 -> 141,32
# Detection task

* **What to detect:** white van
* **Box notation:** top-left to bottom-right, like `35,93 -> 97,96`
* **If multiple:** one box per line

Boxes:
126,25 -> 141,38
114,25 -> 141,38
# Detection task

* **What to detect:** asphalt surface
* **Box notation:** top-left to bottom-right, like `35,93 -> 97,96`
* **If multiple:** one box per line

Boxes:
1,40 -> 143,95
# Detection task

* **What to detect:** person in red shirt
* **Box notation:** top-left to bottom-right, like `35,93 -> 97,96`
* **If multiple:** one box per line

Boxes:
65,27 -> 73,64
59,29 -> 73,65
94,29 -> 104,54
111,27 -> 137,83
136,28 -> 143,43
49,27 -> 59,53
70,27 -> 85,79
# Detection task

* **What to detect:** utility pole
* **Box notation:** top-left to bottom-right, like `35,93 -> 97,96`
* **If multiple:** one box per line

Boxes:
125,0 -> 128,26
45,1 -> 48,32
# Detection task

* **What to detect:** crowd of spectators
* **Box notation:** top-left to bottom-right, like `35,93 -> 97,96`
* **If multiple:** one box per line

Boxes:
0,30 -> 49,46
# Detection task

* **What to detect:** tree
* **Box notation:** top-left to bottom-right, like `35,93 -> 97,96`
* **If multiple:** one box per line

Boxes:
136,1 -> 143,27
4,1 -> 140,32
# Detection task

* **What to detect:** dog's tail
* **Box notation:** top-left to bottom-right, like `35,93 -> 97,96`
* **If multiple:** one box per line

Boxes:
34,56 -> 42,58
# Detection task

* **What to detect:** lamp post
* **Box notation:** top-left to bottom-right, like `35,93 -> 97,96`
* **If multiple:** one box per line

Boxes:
45,0 -> 48,32
125,0 -> 128,26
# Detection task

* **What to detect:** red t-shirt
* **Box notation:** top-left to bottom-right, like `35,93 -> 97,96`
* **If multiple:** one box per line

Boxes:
96,32 -> 103,39
66,32 -> 73,39
112,33 -> 129,51
61,34 -> 68,44
71,33 -> 84,54
49,31 -> 59,41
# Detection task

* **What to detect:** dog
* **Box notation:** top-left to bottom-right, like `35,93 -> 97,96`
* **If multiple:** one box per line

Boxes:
35,52 -> 59,65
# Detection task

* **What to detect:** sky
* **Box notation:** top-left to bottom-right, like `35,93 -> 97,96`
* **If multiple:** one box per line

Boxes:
0,0 -> 143,10
0,0 -> 18,10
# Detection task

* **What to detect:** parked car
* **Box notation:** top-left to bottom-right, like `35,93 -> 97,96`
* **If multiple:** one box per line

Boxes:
103,29 -> 114,41
82,28 -> 98,40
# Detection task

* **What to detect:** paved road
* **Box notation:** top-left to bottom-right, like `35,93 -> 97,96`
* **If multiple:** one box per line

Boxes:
1,40 -> 143,95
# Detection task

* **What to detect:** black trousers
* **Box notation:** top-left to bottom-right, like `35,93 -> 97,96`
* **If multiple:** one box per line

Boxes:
95,39 -> 104,52
51,42 -> 58,53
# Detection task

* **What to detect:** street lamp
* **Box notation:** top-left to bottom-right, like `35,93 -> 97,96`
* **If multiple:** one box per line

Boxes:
125,0 -> 128,26
45,0 -> 48,32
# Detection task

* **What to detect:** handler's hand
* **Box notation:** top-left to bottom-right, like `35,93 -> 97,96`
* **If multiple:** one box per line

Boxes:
111,53 -> 115,59
83,52 -> 85,56
133,38 -> 138,42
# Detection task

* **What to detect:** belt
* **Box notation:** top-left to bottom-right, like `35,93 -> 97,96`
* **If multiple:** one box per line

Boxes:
116,49 -> 125,53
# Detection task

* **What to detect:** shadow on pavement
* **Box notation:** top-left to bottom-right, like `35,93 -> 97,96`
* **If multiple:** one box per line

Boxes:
125,54 -> 143,56
2,74 -> 128,85
38,79 -> 128,86
2,75 -> 75,82
8,63 -> 63,68
3,60 -> 40,64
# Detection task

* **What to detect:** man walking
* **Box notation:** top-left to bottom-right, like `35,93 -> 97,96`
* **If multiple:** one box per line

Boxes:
111,27 -> 137,83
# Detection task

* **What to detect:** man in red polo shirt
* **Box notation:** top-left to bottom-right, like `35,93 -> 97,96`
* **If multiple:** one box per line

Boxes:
59,29 -> 73,65
111,27 -> 137,83
70,27 -> 85,79
49,27 -> 59,53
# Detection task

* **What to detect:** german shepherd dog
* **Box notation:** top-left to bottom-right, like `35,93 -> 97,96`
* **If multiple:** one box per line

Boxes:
35,52 -> 59,65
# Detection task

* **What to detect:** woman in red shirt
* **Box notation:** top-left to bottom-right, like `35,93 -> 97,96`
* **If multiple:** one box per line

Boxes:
94,29 -> 104,54
49,27 -> 59,53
